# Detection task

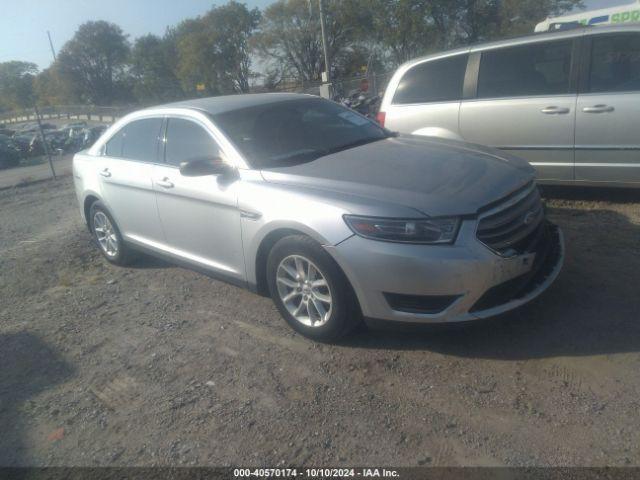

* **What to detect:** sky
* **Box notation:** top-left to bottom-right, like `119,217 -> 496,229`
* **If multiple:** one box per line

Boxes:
0,0 -> 633,70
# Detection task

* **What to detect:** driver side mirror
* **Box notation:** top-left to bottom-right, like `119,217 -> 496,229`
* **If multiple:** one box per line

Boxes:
179,156 -> 234,177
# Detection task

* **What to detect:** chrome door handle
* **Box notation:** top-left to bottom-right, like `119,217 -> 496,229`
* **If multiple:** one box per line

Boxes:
156,178 -> 174,188
99,168 -> 111,178
541,106 -> 570,114
582,104 -> 614,113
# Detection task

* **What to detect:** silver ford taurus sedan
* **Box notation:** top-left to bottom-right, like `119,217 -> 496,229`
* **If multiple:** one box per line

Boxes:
73,93 -> 564,341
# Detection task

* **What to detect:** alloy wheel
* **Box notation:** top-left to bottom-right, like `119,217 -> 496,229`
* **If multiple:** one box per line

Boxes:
276,255 -> 333,327
93,211 -> 119,258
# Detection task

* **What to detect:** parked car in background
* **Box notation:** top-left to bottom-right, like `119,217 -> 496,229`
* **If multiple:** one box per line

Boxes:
379,24 -> 640,187
60,126 -> 86,152
27,133 -> 47,156
80,125 -> 107,149
73,94 -> 563,341
11,133 -> 32,157
0,134 -> 21,169
62,121 -> 87,130
16,122 -> 41,134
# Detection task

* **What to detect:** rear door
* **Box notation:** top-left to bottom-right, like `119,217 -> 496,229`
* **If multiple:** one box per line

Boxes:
575,32 -> 640,184
460,38 -> 578,182
99,117 -> 165,244
152,116 -> 244,280
384,53 -> 468,139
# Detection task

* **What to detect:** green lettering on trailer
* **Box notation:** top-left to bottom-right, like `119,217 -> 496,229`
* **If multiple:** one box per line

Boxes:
612,9 -> 640,23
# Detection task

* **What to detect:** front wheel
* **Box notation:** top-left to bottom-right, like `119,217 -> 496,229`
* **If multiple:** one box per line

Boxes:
267,235 -> 361,342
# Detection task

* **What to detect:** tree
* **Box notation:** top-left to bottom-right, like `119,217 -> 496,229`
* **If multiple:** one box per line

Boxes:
364,0 -> 439,66
175,1 -> 260,95
0,61 -> 37,110
486,0 -> 584,39
354,0 -> 583,68
56,21 -> 130,105
429,0 -> 584,48
131,33 -> 183,103
33,65 -> 77,106
252,0 -> 354,82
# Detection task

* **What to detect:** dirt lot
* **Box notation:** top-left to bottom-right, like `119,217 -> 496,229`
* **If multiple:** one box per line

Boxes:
1,177 -> 639,467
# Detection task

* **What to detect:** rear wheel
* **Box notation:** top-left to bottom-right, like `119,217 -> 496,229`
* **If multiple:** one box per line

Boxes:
267,235 -> 361,341
89,201 -> 135,266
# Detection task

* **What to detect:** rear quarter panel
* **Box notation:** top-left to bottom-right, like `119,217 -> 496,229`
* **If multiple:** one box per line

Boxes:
72,152 -> 104,223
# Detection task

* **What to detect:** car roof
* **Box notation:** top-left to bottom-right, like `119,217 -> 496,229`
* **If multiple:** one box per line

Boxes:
399,24 -> 640,69
146,92 -> 315,116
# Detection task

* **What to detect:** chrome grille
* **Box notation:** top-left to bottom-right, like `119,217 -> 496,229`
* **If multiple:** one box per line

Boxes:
477,183 -> 544,255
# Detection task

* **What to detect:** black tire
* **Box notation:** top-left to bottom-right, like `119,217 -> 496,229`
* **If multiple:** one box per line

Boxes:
267,235 -> 361,342
88,201 -> 135,266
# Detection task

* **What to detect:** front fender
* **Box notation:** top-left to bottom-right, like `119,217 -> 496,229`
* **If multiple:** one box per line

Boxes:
238,178 -> 355,286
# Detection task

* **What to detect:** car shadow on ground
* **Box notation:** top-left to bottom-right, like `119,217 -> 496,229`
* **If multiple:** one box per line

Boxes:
343,205 -> 640,360
0,332 -> 74,466
129,253 -> 171,270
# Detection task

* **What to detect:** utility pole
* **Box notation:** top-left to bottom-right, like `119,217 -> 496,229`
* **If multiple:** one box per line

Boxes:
34,105 -> 56,180
318,0 -> 332,98
47,31 -> 57,62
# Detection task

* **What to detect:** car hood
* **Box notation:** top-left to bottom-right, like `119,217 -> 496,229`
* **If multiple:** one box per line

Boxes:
260,135 -> 535,217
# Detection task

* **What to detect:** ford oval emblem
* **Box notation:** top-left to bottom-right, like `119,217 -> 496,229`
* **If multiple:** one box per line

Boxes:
523,211 -> 536,225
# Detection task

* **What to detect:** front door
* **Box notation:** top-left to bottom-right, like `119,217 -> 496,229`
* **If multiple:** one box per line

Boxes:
575,32 -> 640,184
153,116 -> 244,281
460,38 -> 578,182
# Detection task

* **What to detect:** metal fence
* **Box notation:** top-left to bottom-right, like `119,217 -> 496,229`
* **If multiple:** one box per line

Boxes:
0,72 -> 394,126
0,105 -> 137,126
270,71 -> 393,99
331,72 -> 393,99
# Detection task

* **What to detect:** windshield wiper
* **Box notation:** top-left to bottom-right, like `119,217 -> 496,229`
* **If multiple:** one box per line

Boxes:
320,136 -> 387,157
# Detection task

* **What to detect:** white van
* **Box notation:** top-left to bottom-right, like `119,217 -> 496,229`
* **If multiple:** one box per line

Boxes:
378,25 -> 640,187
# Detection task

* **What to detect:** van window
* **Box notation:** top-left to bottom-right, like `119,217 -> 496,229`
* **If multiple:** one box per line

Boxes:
121,118 -> 163,162
477,40 -> 573,98
392,54 -> 468,104
589,34 -> 640,93
165,118 -> 220,167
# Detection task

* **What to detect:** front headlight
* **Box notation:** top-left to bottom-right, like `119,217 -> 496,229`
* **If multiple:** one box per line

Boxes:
343,215 -> 460,244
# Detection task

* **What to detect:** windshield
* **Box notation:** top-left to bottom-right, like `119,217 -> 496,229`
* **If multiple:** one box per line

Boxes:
211,98 -> 389,169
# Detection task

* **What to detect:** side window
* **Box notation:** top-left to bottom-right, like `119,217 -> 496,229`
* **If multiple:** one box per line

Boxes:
104,129 -> 124,157
478,40 -> 573,98
589,34 -> 640,93
121,118 -> 163,163
392,54 -> 468,104
164,118 -> 220,167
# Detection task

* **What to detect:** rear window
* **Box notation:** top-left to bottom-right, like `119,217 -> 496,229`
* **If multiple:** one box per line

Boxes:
121,118 -> 163,163
478,40 -> 573,98
392,54 -> 468,104
104,130 -> 124,157
589,33 -> 640,93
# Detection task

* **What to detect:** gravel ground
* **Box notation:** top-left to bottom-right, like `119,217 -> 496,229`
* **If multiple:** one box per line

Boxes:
1,177 -> 639,467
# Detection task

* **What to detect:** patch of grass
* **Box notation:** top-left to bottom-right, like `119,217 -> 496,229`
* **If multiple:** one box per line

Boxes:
18,176 -> 36,186
85,274 -> 103,285
57,272 -> 74,287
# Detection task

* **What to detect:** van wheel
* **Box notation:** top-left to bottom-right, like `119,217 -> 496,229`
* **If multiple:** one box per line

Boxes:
267,235 -> 361,342
89,201 -> 135,266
